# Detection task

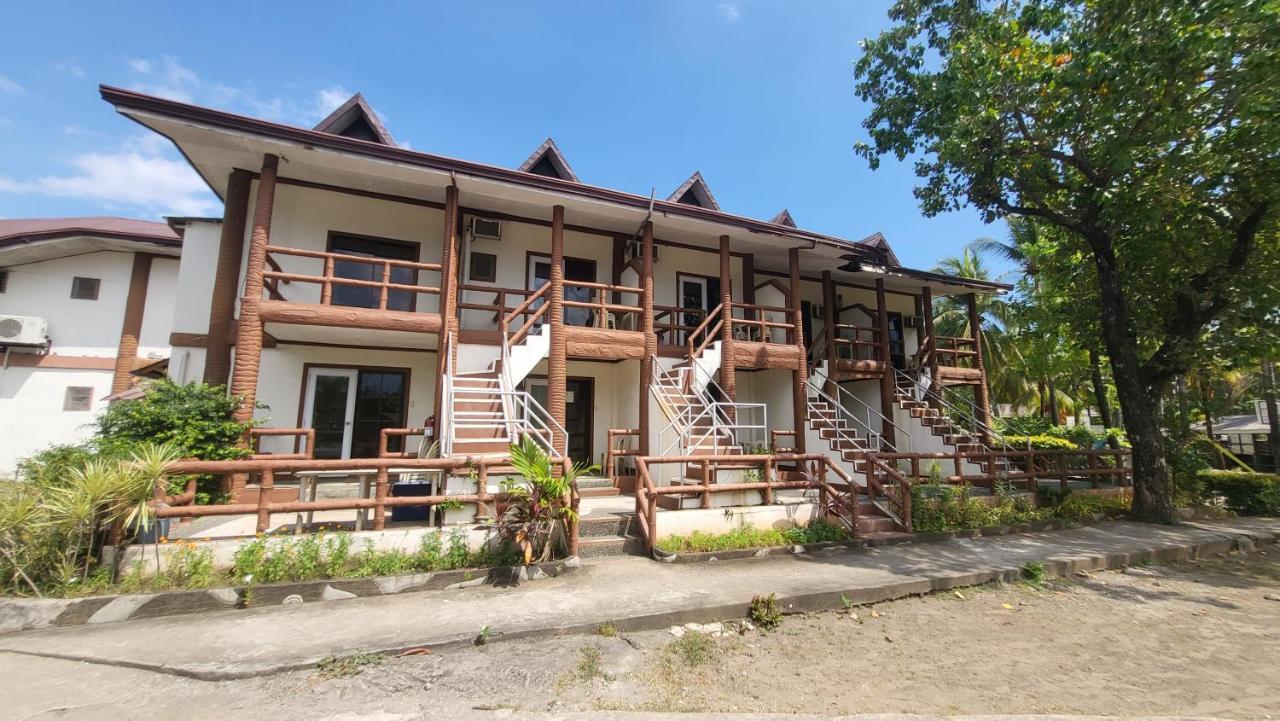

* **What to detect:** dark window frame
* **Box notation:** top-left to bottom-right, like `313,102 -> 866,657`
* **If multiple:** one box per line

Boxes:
324,231 -> 422,312
468,251 -> 498,283
70,276 -> 100,300
0,270 -> 8,293
63,386 -> 94,411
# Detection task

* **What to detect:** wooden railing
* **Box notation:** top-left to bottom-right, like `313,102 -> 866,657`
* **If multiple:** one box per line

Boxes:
379,427 -> 428,459
563,280 -> 643,330
457,284 -> 533,326
685,302 -> 725,363
263,246 -> 443,309
934,335 -> 978,368
654,305 -> 706,345
605,428 -> 641,485
810,323 -> 883,366
151,456 -> 577,549
249,427 -> 315,461
730,302 -> 795,343
633,453 -> 860,553
865,448 -> 1131,494
502,284 -> 550,346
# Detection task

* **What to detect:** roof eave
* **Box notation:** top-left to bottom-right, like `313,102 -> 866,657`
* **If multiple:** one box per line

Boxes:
99,85 -> 879,258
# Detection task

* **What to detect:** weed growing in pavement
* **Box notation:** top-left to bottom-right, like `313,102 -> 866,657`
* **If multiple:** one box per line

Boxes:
749,593 -> 783,630
1020,561 -> 1047,587
672,631 -> 714,666
316,652 -> 383,678
596,622 -> 618,637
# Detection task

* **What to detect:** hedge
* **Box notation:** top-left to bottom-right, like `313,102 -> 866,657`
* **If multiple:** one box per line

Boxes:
1196,469 -> 1280,516
1003,434 -> 1078,451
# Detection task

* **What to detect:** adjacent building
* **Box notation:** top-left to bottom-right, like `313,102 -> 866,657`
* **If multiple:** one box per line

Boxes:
0,217 -> 181,471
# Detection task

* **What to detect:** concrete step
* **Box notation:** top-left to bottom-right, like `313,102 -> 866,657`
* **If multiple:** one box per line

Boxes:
856,515 -> 898,533
858,530 -> 914,544
577,477 -> 614,490
577,535 -> 646,558
578,513 -> 639,538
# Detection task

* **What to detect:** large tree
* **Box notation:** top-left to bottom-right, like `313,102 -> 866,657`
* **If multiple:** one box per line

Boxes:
855,0 -> 1280,521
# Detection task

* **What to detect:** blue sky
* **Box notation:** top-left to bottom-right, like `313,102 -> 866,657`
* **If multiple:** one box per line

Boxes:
0,1 -> 1006,271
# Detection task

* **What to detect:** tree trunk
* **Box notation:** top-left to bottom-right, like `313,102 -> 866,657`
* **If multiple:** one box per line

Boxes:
1088,347 -> 1114,427
1036,381 -> 1046,420
1263,360 -> 1280,474
1047,382 -> 1059,426
1089,235 -> 1174,523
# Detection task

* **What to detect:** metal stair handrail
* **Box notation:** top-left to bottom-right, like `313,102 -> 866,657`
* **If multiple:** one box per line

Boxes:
811,364 -> 914,453
805,379 -> 886,455
893,368 -> 1019,457
652,364 -> 766,456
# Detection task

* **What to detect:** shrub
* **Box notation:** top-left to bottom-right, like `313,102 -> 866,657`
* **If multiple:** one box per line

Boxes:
748,593 -> 783,630
1197,470 -> 1280,516
1003,434 -> 1078,451
997,415 -> 1052,436
499,437 -> 596,564
672,631 -> 714,665
654,520 -> 848,553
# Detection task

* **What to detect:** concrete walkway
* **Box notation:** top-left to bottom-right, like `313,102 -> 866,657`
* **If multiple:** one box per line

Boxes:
1,518 -> 1274,681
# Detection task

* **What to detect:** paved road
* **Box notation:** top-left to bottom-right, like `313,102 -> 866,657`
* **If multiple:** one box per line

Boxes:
0,517 -> 1274,682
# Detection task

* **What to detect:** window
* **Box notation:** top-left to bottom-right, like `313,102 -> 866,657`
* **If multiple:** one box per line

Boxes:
469,252 -> 497,283
0,270 -> 8,293
327,233 -> 419,311
70,276 -> 100,300
63,386 -> 94,411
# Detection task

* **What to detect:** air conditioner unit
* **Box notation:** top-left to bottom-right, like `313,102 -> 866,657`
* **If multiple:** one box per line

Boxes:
469,217 -> 502,241
627,239 -> 660,264
0,315 -> 49,346
906,315 -> 925,328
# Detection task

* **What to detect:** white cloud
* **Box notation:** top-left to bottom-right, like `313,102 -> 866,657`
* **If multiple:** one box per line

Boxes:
0,134 -> 216,216
314,86 -> 352,120
717,3 -> 741,21
0,74 -> 24,94
53,62 -> 86,78
126,56 -> 353,126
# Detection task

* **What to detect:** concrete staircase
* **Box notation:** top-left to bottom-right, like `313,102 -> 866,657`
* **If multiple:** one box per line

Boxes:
775,459 -> 909,541
892,380 -> 1011,475
576,511 -> 645,558
447,370 -> 510,457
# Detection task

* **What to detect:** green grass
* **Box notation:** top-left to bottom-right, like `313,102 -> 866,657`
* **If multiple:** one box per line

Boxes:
316,652 -> 384,678
654,520 -> 848,554
671,631 -> 715,666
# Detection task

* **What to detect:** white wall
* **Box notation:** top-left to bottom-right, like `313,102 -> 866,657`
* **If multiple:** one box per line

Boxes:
457,214 -> 616,332
240,181 -> 446,315
0,251 -> 135,357
248,345 -> 438,455
139,257 -> 179,356
170,221 -> 221,336
0,367 -> 112,472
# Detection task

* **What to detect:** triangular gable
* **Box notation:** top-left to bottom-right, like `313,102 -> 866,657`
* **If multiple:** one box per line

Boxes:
313,93 -> 396,146
517,138 -> 579,182
667,171 -> 720,210
769,209 -> 797,227
857,232 -> 900,266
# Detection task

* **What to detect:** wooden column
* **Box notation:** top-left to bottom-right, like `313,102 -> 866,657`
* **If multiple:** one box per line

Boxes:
967,293 -> 994,444
875,278 -> 897,448
742,253 -> 756,325
204,169 -> 252,385
821,270 -> 837,396
548,205 -> 568,455
111,253 -> 154,395
229,154 -> 279,425
718,235 -> 736,401
921,286 -> 940,408
639,221 -> 656,456
788,248 -> 807,453
433,184 -> 460,427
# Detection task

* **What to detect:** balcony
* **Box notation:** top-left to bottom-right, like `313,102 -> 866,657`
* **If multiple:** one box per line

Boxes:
258,245 -> 444,345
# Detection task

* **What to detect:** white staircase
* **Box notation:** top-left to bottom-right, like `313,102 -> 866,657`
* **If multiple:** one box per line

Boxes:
440,292 -> 562,460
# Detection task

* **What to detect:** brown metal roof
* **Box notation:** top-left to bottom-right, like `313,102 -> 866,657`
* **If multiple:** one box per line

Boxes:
0,216 -> 181,247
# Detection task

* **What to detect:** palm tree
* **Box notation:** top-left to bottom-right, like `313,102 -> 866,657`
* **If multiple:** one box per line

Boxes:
932,244 -> 1021,408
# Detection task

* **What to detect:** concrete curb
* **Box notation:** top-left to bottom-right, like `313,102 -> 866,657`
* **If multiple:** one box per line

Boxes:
0,520 -> 1271,681
0,557 -> 580,635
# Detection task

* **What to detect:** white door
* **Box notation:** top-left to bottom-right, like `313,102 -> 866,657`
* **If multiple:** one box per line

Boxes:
302,368 -> 358,459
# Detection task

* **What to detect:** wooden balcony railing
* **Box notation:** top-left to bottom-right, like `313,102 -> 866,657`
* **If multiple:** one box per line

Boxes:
563,280 -> 643,330
654,305 -> 706,345
263,246 -> 443,310
729,303 -> 795,343
457,284 -> 534,326
502,284 -> 550,346
934,335 -> 978,368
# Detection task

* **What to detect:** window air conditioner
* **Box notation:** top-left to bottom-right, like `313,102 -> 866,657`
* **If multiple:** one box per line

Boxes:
0,315 -> 49,346
469,217 -> 502,241
627,239 -> 659,264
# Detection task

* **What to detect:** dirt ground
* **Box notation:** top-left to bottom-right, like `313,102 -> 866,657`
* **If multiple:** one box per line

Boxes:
5,549 -> 1279,720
